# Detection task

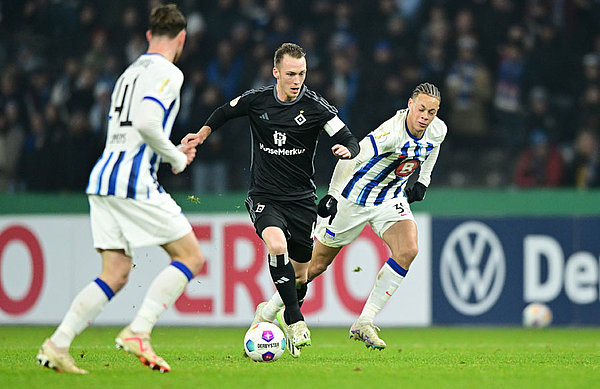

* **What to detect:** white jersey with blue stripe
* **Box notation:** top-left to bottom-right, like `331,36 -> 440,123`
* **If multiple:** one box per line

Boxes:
86,54 -> 183,199
340,109 -> 446,206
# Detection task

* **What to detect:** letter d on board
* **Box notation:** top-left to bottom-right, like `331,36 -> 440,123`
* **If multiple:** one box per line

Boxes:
524,235 -> 564,302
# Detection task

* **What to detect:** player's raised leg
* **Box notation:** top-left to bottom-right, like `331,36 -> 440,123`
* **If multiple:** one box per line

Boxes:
350,220 -> 417,350
37,250 -> 132,373
116,232 -> 205,372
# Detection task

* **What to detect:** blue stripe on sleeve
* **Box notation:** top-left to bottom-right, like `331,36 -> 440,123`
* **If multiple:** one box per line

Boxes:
142,96 -> 167,112
368,134 -> 378,156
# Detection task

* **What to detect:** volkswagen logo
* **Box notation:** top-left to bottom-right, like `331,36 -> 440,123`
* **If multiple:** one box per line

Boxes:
440,221 -> 505,315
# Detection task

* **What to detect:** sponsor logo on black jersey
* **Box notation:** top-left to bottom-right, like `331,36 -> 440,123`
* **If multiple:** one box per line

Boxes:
260,112 -> 269,120
273,131 -> 286,146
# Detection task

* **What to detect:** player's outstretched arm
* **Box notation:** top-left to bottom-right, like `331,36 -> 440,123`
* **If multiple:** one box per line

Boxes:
135,99 -> 188,173
181,126 -> 211,146
329,127 -> 359,159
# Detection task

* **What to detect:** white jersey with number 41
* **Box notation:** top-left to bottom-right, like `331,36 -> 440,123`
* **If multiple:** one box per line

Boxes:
86,54 -> 183,200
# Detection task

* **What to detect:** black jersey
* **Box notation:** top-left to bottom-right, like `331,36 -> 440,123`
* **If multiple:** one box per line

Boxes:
207,84 -> 341,201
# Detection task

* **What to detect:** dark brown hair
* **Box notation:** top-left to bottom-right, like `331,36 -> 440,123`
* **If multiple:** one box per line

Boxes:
149,4 -> 186,38
412,82 -> 441,102
273,43 -> 306,67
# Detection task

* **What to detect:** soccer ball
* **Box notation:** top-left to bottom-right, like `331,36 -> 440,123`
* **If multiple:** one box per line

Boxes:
243,322 -> 285,362
522,302 -> 553,327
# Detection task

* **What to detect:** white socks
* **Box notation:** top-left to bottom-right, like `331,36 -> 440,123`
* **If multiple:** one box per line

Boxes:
262,292 -> 284,322
51,280 -> 111,348
357,260 -> 406,324
129,263 -> 191,334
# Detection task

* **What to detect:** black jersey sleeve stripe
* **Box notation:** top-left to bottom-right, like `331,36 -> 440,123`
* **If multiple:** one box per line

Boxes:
239,85 -> 274,99
304,89 -> 338,115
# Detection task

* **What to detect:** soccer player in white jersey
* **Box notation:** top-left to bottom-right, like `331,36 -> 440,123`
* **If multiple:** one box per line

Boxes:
36,5 -> 204,374
253,83 -> 446,350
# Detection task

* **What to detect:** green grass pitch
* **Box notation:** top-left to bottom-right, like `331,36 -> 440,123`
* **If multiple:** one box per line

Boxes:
1,326 -> 599,388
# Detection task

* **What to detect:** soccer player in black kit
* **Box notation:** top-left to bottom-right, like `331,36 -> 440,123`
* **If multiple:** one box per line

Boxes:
182,43 -> 359,357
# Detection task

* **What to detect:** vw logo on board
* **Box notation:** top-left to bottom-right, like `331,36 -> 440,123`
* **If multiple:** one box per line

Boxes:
440,221 -> 506,316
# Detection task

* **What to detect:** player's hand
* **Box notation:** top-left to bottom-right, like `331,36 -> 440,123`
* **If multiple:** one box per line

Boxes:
181,126 -> 211,146
405,182 -> 427,203
172,144 -> 197,174
331,144 -> 352,159
317,194 -> 338,224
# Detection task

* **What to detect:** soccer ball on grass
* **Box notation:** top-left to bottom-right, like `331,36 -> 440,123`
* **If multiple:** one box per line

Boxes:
522,302 -> 552,327
243,322 -> 285,362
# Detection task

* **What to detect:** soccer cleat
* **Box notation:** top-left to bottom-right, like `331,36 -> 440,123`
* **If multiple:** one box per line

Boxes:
276,309 -> 311,358
36,338 -> 88,374
250,302 -> 270,328
243,302 -> 271,358
115,326 -> 171,373
349,321 -> 386,350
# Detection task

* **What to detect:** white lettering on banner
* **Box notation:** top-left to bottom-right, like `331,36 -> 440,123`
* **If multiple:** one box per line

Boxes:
0,215 -> 431,326
524,235 -> 564,301
440,221 -> 506,316
524,235 -> 599,304
565,252 -> 597,304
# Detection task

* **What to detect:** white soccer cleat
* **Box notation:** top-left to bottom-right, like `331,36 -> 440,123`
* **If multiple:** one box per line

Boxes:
36,338 -> 88,374
115,326 -> 171,373
349,321 -> 386,350
276,309 -> 311,358
250,302 -> 270,328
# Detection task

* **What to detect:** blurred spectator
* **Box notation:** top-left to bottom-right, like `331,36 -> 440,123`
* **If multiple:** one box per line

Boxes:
17,112 -> 55,191
54,110 -> 101,192
0,101 -> 26,191
190,85 -> 228,195
1,0 -> 600,191
525,87 -> 559,142
564,129 -> 600,189
206,39 -> 245,100
494,39 -> 526,151
514,129 -> 564,188
444,36 -> 493,149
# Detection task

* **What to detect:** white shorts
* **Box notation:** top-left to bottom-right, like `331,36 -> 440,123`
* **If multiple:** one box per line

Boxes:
314,196 -> 415,247
88,193 -> 192,257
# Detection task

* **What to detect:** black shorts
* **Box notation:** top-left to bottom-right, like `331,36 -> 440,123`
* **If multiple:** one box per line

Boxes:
245,195 -> 317,262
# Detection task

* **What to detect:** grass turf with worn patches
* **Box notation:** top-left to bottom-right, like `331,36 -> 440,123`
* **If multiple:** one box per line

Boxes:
0,326 -> 598,389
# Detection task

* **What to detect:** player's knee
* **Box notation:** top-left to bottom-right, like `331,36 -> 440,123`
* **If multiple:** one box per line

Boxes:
267,241 -> 288,256
106,272 -> 129,292
391,245 -> 418,268
187,251 -> 206,276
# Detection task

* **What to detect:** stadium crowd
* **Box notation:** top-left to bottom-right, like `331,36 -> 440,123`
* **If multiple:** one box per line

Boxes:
0,0 -> 599,193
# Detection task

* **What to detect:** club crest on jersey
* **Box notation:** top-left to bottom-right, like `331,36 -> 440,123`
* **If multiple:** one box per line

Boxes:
294,112 -> 306,126
273,131 -> 286,146
395,159 -> 420,177
256,204 -> 265,213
